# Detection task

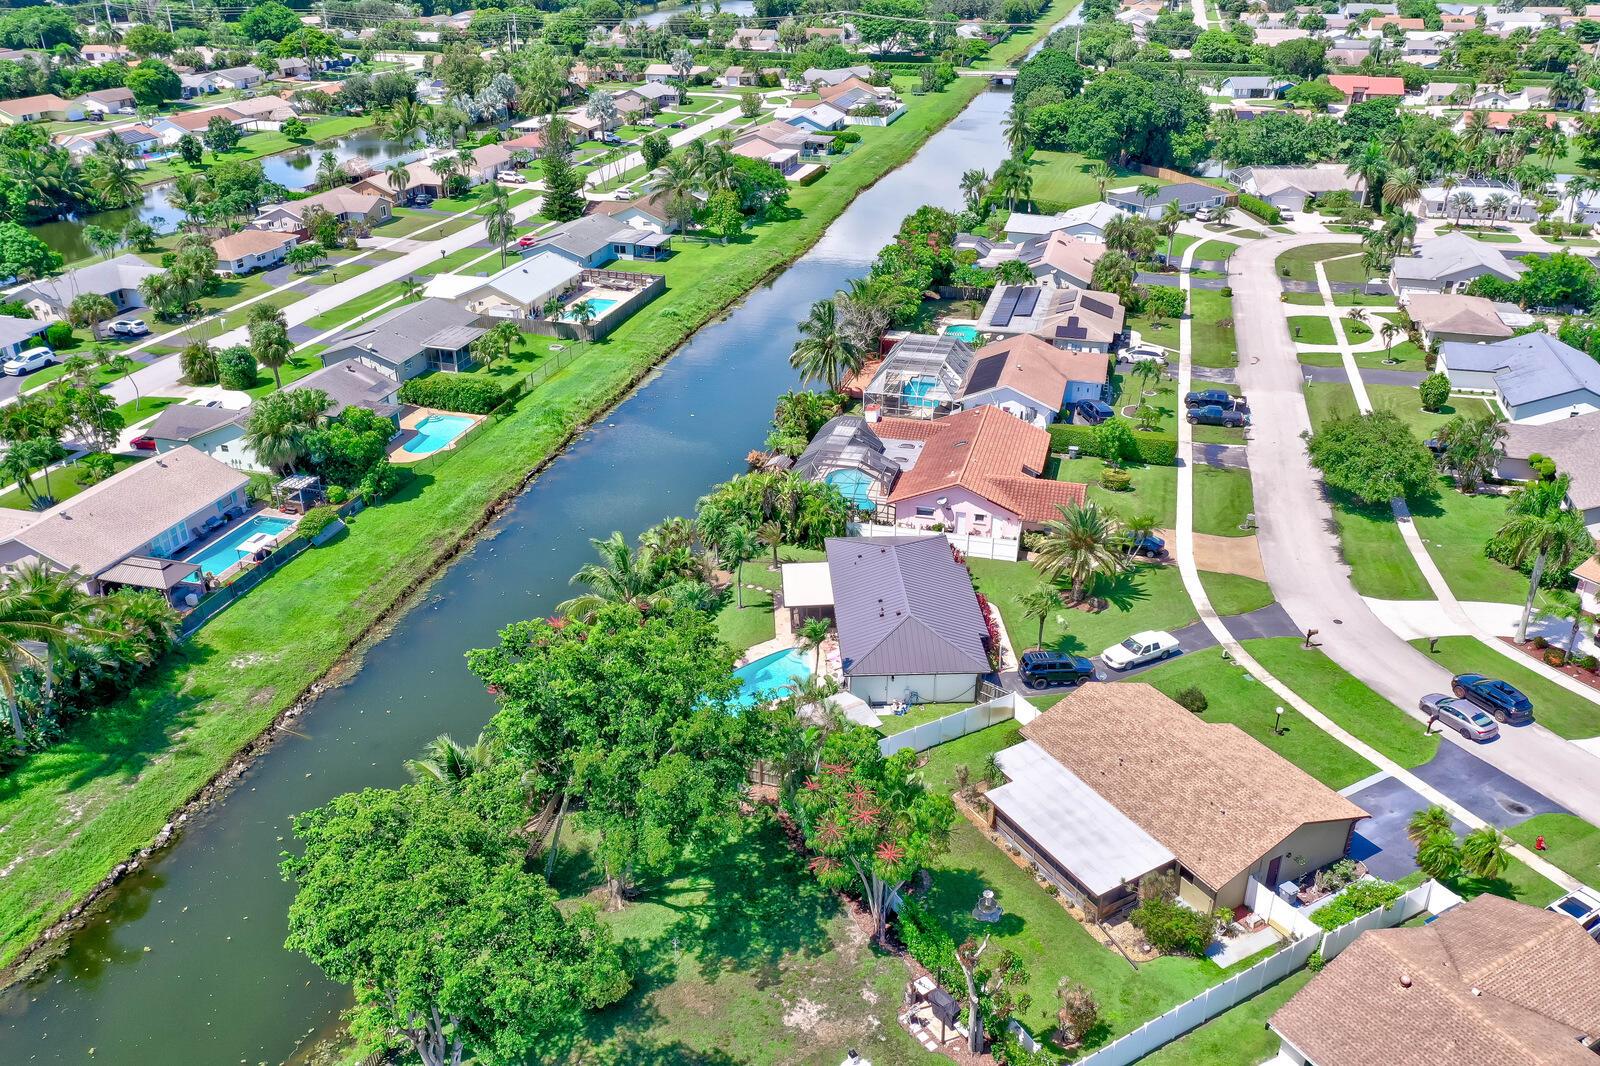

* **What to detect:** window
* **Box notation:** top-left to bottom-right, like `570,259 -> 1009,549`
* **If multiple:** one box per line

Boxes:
915,506 -> 935,517
972,513 -> 988,523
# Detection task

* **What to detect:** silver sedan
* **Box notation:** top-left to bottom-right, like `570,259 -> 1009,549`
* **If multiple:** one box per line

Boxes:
1420,692 -> 1499,742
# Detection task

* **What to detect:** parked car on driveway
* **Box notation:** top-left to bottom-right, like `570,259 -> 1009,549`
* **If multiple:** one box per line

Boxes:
110,318 -> 149,336
1100,630 -> 1180,671
498,171 -> 527,184
1074,399 -> 1114,425
1451,674 -> 1533,724
1018,650 -> 1097,689
1121,531 -> 1166,558
2,346 -> 55,376
1419,692 -> 1499,741
1187,405 -> 1249,427
1122,346 -> 1167,366
1184,389 -> 1240,409
1548,889 -> 1600,943
131,434 -> 157,451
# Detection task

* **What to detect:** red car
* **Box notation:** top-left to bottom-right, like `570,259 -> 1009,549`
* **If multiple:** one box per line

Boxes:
516,234 -> 539,249
131,435 -> 156,451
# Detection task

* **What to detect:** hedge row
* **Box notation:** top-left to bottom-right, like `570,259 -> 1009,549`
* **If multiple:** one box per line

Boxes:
1238,192 -> 1282,225
396,374 -> 507,415
1048,423 -> 1179,466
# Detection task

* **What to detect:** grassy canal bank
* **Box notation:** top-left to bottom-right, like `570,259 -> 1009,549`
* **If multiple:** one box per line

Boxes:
0,75 -> 992,981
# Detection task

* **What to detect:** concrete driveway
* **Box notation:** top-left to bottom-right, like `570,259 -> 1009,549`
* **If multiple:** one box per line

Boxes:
1229,234 -> 1600,827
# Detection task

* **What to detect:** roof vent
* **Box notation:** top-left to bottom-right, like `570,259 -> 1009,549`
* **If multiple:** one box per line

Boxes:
1470,987 -> 1481,997
1399,974 -> 1412,988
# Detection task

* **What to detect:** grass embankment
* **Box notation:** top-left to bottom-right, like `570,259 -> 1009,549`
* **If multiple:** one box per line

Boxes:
0,79 -> 990,979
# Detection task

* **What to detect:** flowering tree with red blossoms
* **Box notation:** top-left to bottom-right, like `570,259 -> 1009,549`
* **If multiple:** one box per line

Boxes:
792,727 -> 955,943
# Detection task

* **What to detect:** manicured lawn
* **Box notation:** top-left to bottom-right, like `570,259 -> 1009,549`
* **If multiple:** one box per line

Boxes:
114,395 -> 179,424
375,208 -> 449,238
300,280 -> 409,334
1305,380 -> 1494,442
1274,243 -> 1362,285
0,454 -> 140,511
242,351 -> 333,399
0,79 -> 1001,975
1410,482 -> 1527,605
875,701 -> 971,736
1328,488 -> 1433,600
1144,646 -> 1378,790
1026,149 -> 1149,210
1411,636 -> 1600,742
1189,289 -> 1237,369
1468,231 -> 1521,243
1248,637 -> 1439,768
1505,814 -> 1600,892
740,546 -> 827,594
1193,466 -> 1254,537
1139,970 -> 1312,1066
1287,314 -> 1337,345
1051,456 -> 1178,530
1403,859 -> 1566,909
1199,571 -> 1275,618
971,558 -> 1198,660
713,586 -> 775,653
1191,239 -> 1237,263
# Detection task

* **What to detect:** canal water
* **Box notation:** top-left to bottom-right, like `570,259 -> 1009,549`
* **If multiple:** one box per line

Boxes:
636,0 -> 757,28
0,86 -> 1012,1065
33,129 -> 418,263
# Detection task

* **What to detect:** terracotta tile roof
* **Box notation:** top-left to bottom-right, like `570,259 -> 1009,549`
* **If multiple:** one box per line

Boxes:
879,406 -> 1087,522
1271,894 -> 1600,1066
1023,684 -> 1368,890
1327,75 -> 1406,98
168,107 -> 244,130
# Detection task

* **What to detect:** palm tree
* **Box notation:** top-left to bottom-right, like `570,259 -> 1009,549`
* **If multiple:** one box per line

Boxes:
1381,166 -> 1420,213
484,192 -> 514,269
1020,584 -> 1060,650
1416,830 -> 1462,880
248,319 -> 292,391
655,154 -> 700,232
995,259 -> 1033,285
1347,141 -> 1389,208
568,299 -> 597,341
556,531 -> 665,618
1158,200 -> 1184,264
798,616 -> 830,672
401,275 -> 422,301
1089,160 -> 1115,202
315,150 -> 344,192
67,293 -> 116,340
1030,501 -> 1127,604
1001,105 -> 1029,156
1448,190 -> 1477,229
1406,804 -> 1453,845
1483,192 -> 1511,224
1380,321 -> 1400,363
92,154 -> 140,209
385,161 -> 412,205
1497,476 -> 1592,643
789,298 -> 859,392
1548,593 -> 1592,661
960,168 -> 989,212
757,519 -> 785,569
1459,826 -> 1510,879
1382,210 -> 1418,255
430,154 -> 461,197
243,401 -> 311,473
0,562 -> 109,743
719,523 -> 756,608
405,732 -> 496,791
381,98 -> 426,146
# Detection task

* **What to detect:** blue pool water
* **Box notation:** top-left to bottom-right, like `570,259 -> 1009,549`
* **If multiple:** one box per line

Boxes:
562,297 -> 618,321
183,516 -> 292,578
824,468 -> 875,507
901,377 -> 938,409
942,324 -> 980,343
732,646 -> 814,707
403,414 -> 474,454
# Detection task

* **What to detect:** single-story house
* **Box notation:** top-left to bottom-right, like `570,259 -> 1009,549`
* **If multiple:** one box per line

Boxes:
0,446 -> 250,601
254,188 -> 392,232
862,333 -> 975,419
1218,76 -> 1293,99
957,334 -> 1108,425
644,63 -> 708,83
59,124 -> 160,160
1389,232 -> 1524,296
730,138 -> 802,176
148,107 -> 246,146
286,360 -> 402,419
570,60 -> 625,86
178,72 -> 216,100
1000,202 -> 1122,244
529,213 -> 671,268
588,192 -> 679,235
799,66 -> 872,88
0,315 -> 49,362
319,298 -> 488,381
803,26 -> 850,43
737,119 -> 832,154
730,27 -> 780,50
0,93 -> 84,124
1230,164 -> 1365,212
1576,550 -> 1600,613
428,251 -> 582,319
221,94 -> 300,130
211,229 -> 298,275
1438,332 -> 1600,424
1268,894 -> 1600,1066
717,66 -> 758,88
1419,177 -> 1537,222
632,81 -> 682,107
1106,181 -> 1229,219
142,404 -> 259,472
989,684 -> 1368,918
206,65 -> 266,91
814,534 -> 993,706
77,87 -> 135,117
977,284 -> 1126,354
788,103 -> 847,132
276,56 -> 314,79
1498,410 -> 1600,532
10,254 -> 163,321
1001,231 -> 1105,289
564,109 -> 616,138
1326,74 -> 1406,103
81,43 -> 129,65
1403,293 -> 1513,346
353,160 -> 447,203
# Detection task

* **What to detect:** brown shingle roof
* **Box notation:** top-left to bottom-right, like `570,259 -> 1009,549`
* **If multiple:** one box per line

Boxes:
1023,684 -> 1368,890
211,229 -> 295,260
1271,894 -> 1600,1066
1406,294 -> 1512,340
0,93 -> 73,116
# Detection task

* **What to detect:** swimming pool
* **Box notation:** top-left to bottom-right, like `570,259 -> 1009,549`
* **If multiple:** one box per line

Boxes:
732,646 -> 813,708
402,413 -> 475,454
900,377 -> 938,409
183,515 -> 293,579
824,468 -> 875,508
942,324 -> 980,343
562,297 -> 618,321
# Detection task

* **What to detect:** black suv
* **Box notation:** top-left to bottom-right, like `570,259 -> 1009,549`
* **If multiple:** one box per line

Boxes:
1184,389 -> 1240,410
1452,673 -> 1534,724
1018,651 -> 1096,689
1187,404 -> 1250,427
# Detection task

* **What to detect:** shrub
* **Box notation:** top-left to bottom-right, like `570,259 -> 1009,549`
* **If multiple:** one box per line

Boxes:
1237,193 -> 1281,225
1130,897 -> 1216,957
325,484 -> 349,505
1094,418 -> 1138,464
1417,372 -> 1451,412
357,460 -> 407,502
1306,949 -> 1326,973
217,345 -> 258,390
1533,636 -> 1549,650
396,374 -> 506,414
1048,425 -> 1178,466
1546,649 -> 1566,666
297,505 -> 341,541
44,322 -> 74,349
1099,466 -> 1132,491
1174,686 -> 1207,713
1219,285 -> 1232,297
1582,655 -> 1598,672
1310,878 -> 1403,930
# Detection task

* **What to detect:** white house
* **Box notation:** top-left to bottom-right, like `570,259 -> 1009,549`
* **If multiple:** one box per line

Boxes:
10,255 -> 163,321
210,229 -> 298,275
1003,202 -> 1122,244
1439,333 -> 1600,424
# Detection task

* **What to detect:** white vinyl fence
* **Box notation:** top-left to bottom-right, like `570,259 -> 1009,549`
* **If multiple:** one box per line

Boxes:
1244,877 -> 1322,941
1072,879 -> 1463,1066
849,521 -> 1021,561
878,691 -> 1040,756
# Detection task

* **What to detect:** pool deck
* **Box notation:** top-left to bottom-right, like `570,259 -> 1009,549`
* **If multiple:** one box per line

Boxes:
178,506 -> 299,583
387,406 -> 485,464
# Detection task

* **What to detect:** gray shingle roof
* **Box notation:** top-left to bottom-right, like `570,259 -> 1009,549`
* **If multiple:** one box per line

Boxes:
285,360 -> 399,418
535,214 -> 645,260
15,254 -> 162,309
323,298 -> 486,366
1441,333 -> 1600,407
1502,410 -> 1600,510
826,535 -> 991,678
1107,182 -> 1227,210
143,404 -> 245,442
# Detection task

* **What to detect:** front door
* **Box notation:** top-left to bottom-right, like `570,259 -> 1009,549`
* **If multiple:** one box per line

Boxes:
1265,855 -> 1282,888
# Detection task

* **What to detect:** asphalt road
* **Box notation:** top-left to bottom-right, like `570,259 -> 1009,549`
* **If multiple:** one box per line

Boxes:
1230,234 -> 1600,827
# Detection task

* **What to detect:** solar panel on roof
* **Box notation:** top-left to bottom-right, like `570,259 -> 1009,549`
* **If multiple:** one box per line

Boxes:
991,286 -> 1021,327
964,354 -> 1005,394
1079,296 -> 1113,318
1013,287 -> 1040,317
1056,318 -> 1088,340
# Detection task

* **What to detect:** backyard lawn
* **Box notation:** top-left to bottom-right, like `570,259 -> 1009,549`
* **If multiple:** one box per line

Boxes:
1138,971 -> 1312,1066
1051,455 -> 1178,530
1199,571 -> 1275,618
1193,466 -> 1254,537
1409,482 -> 1527,604
1248,637 -> 1439,768
970,558 -> 1198,660
1188,289 -> 1237,369
1410,636 -> 1600,742
714,586 -> 775,653
1026,149 -> 1149,210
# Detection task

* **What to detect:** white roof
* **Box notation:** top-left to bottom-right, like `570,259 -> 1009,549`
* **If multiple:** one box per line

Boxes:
989,740 -> 1174,896
467,252 -> 582,305
421,273 -> 488,300
781,561 -> 834,608
1005,202 -> 1120,237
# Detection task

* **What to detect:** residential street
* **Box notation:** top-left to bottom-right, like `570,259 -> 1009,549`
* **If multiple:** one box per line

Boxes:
1229,234 -> 1600,828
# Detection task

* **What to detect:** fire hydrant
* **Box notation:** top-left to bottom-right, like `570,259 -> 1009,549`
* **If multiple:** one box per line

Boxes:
1536,835 -> 1547,851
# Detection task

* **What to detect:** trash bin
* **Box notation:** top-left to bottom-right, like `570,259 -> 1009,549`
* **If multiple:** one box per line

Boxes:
1067,445 -> 1080,459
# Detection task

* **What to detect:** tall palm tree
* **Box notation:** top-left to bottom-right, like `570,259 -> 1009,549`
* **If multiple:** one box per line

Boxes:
67,293 -> 116,340
1347,141 -> 1389,208
0,562 -> 108,743
1030,501 -> 1127,603
789,297 -> 859,392
1158,200 -> 1184,263
315,150 -> 344,192
556,531 -> 667,618
430,154 -> 461,197
655,153 -> 700,232
381,98 -> 426,146
405,732 -> 496,791
248,319 -> 292,391
960,168 -> 989,212
484,191 -> 514,269
798,616 -> 830,672
1381,166 -> 1421,213
92,154 -> 140,208
1497,476 -> 1592,642
719,523 -> 756,609
1020,584 -> 1060,650
1001,105 -> 1029,157
385,161 -> 412,205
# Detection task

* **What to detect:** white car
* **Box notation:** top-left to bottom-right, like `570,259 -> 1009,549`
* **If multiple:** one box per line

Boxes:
1122,346 -> 1168,367
1547,889 -> 1600,943
110,318 -> 149,336
498,171 -> 527,185
1100,630 -> 1181,672
3,346 -> 56,376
